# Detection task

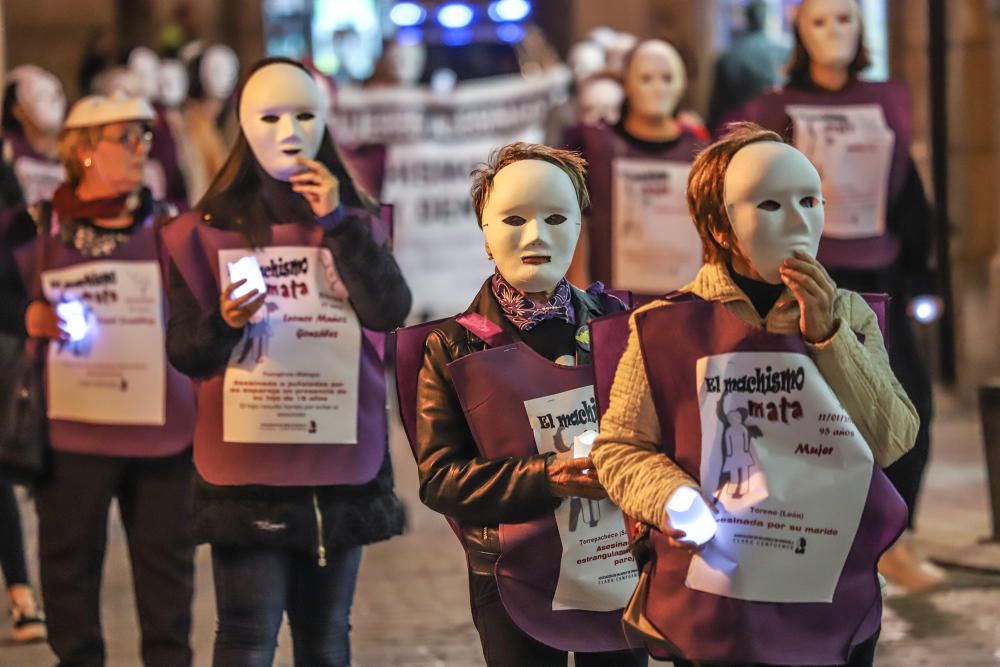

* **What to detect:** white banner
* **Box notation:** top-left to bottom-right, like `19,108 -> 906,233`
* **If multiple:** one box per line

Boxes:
219,246 -> 362,444
524,385 -> 637,612
334,69 -> 570,319
787,104 -> 895,240
688,351 -> 874,603
611,158 -> 702,294
41,261 -> 166,425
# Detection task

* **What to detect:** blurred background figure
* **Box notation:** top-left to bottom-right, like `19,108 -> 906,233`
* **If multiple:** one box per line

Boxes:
1,65 -> 66,211
577,71 -> 625,126
179,42 -> 239,204
708,0 -> 787,132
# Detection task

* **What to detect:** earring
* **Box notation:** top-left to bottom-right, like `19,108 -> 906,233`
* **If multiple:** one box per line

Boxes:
83,157 -> 92,168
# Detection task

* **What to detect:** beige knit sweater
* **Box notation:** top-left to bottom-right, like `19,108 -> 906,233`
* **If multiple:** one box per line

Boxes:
592,262 -> 919,531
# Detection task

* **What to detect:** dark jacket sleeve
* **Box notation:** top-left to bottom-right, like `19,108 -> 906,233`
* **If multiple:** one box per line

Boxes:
165,260 -> 243,379
320,207 -> 411,332
414,328 -> 557,525
0,209 -> 41,338
889,159 -> 937,298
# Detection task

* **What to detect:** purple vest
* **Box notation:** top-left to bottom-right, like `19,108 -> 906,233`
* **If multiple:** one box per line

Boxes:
15,220 -> 195,458
590,296 -> 905,665
158,211 -> 387,486
576,123 -> 702,294
737,80 -> 913,270
395,312 -> 636,653
150,105 -> 190,212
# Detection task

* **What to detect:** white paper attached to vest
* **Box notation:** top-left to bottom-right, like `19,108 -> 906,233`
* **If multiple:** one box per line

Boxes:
524,385 -> 638,612
786,104 -> 895,240
611,158 -> 702,294
219,246 -> 361,445
41,260 -> 166,425
688,351 -> 874,603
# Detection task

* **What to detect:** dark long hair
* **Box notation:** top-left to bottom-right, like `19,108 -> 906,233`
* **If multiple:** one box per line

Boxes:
197,57 -> 377,246
1,82 -> 24,134
786,7 -> 871,88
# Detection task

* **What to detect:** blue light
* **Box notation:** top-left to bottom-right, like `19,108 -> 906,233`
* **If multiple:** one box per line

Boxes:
436,3 -> 474,29
488,0 -> 531,22
441,27 -> 473,46
390,2 -> 426,27
910,295 -> 942,324
395,27 -> 424,45
496,23 -> 525,43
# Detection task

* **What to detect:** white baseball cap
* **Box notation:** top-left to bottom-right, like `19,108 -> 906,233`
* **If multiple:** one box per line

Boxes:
63,91 -> 155,130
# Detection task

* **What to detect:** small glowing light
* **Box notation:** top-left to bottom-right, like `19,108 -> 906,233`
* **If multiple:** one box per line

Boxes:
496,23 -> 526,43
436,3 -> 474,29
390,2 -> 426,27
430,68 -> 458,93
56,301 -> 89,342
666,486 -> 717,546
227,255 -> 267,301
910,295 -> 942,324
573,429 -> 598,459
488,0 -> 531,22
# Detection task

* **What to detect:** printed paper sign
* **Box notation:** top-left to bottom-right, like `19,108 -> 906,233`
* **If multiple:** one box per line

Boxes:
219,246 -> 362,444
787,104 -> 895,239
687,351 -> 874,603
612,158 -> 702,294
524,385 -> 637,611
41,261 -> 166,425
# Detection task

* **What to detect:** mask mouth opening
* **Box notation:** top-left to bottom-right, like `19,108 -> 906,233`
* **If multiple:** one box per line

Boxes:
281,148 -> 302,156
521,255 -> 552,265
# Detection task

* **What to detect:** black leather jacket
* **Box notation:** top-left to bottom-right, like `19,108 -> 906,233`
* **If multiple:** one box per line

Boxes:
415,278 -> 618,571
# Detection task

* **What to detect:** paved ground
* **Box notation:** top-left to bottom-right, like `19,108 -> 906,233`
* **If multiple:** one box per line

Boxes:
3,317 -> 999,667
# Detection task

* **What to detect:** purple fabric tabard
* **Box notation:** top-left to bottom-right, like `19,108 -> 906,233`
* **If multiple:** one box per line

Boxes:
575,122 -> 702,294
738,80 -> 913,270
590,297 -> 905,664
158,211 -> 386,486
150,105 -> 189,212
341,144 -> 387,201
14,220 -> 195,458
447,342 -> 634,653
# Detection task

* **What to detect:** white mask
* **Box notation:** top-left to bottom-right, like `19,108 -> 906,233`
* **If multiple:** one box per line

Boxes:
201,45 -> 239,101
239,63 -> 326,182
481,160 -> 582,294
158,60 -> 189,108
8,65 -> 66,134
624,40 -> 686,120
578,77 -> 624,125
387,42 -> 426,86
724,142 -> 824,284
567,41 -> 605,82
127,47 -> 161,101
796,0 -> 862,70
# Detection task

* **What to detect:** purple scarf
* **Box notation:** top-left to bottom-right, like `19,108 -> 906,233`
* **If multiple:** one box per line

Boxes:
491,270 -> 575,331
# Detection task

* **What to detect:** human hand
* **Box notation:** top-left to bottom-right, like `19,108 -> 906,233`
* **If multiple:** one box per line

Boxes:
779,250 -> 838,343
662,486 -> 719,553
547,450 -> 607,500
289,157 -> 340,217
24,301 -> 68,341
219,280 -> 267,329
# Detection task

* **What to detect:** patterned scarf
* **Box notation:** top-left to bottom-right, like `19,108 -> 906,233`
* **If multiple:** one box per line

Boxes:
491,270 -> 575,331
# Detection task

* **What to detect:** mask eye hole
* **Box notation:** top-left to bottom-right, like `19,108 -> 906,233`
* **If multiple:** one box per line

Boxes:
800,196 -> 822,209
502,215 -> 527,226
296,112 -> 315,121
812,18 -> 826,28
757,200 -> 781,212
545,214 -> 567,226
837,13 -> 852,24
261,114 -> 279,124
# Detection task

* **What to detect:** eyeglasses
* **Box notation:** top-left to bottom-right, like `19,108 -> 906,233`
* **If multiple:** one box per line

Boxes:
99,125 -> 154,150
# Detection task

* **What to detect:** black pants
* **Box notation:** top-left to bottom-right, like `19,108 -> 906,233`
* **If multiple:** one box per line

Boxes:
211,544 -> 363,667
0,480 -> 29,587
36,449 -> 195,667
467,567 -> 647,667
671,629 -> 879,667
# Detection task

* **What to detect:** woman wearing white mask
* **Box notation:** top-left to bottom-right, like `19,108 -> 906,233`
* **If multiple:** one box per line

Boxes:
735,0 -> 938,591
564,40 -> 708,303
160,58 -> 410,667
0,65 -> 67,212
590,124 -> 917,666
